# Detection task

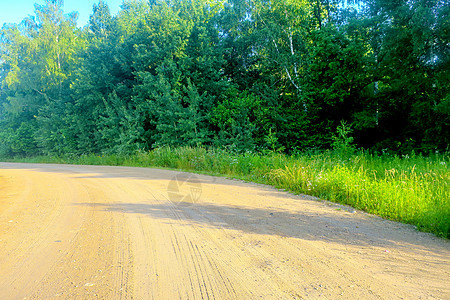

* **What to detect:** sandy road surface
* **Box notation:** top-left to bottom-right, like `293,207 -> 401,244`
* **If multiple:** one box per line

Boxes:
0,163 -> 448,299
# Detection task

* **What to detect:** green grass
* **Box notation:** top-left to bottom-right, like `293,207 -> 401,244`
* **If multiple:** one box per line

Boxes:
4,147 -> 449,238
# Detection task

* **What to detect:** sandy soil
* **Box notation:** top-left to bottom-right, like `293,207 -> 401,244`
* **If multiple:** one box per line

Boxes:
0,162 -> 448,299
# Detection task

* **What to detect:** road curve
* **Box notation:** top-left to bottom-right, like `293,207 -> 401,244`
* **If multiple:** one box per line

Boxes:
0,162 -> 448,299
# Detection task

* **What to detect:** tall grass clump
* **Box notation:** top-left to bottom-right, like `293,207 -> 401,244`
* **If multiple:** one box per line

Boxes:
268,152 -> 449,238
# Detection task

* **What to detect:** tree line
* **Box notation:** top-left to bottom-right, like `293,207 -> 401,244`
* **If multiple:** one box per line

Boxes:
0,0 -> 448,156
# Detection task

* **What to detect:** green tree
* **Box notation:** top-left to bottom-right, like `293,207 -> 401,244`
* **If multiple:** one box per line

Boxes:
365,0 -> 449,152
0,0 -> 81,155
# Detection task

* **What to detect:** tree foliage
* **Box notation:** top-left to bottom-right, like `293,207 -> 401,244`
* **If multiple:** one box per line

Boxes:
0,0 -> 448,156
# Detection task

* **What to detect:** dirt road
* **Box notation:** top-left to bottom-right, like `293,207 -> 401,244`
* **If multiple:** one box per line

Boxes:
0,163 -> 448,299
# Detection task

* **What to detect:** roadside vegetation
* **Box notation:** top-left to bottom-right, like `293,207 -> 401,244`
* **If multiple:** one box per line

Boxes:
1,1 -> 448,158
7,146 -> 449,239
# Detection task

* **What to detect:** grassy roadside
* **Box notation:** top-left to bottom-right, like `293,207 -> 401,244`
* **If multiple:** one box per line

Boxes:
3,147 -> 449,238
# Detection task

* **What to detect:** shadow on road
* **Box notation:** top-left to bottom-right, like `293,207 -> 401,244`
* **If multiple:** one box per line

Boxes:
74,199 -> 449,262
